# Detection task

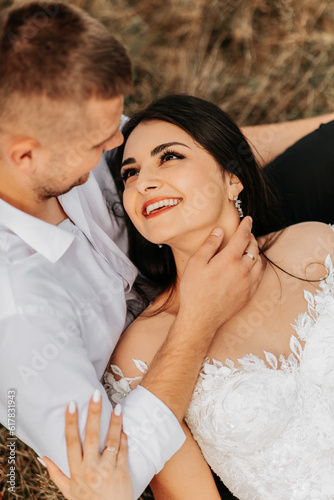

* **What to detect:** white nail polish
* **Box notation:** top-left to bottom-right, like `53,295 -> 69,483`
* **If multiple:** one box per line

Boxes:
37,457 -> 46,467
211,227 -> 223,237
68,401 -> 76,414
93,389 -> 101,403
114,403 -> 122,416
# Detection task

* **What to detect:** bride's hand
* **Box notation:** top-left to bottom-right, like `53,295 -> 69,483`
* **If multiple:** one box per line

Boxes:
42,391 -> 133,500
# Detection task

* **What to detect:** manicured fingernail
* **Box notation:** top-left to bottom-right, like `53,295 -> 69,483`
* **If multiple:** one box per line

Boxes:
211,228 -> 223,237
37,457 -> 46,467
247,216 -> 253,223
93,389 -> 101,403
68,401 -> 76,414
114,403 -> 122,416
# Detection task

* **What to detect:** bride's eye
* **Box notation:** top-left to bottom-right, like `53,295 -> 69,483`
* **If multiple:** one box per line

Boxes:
120,168 -> 139,182
159,150 -> 186,164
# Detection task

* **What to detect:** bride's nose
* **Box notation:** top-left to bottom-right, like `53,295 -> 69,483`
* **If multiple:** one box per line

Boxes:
135,169 -> 163,193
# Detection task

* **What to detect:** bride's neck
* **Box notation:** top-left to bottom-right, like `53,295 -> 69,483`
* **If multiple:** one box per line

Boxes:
150,216 -> 242,315
171,219 -> 240,278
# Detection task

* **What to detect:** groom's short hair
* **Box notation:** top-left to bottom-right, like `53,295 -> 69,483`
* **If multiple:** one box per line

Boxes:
0,1 -> 132,137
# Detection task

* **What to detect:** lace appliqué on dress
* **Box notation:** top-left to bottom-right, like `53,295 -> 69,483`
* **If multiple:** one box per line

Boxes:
104,359 -> 147,405
186,254 -> 334,500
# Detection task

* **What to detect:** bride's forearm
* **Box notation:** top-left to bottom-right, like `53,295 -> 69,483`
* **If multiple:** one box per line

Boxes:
242,112 -> 334,167
150,422 -> 221,500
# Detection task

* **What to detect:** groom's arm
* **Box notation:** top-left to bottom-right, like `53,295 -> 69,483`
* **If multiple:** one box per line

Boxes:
0,309 -> 185,500
241,112 -> 334,166
140,217 -> 261,422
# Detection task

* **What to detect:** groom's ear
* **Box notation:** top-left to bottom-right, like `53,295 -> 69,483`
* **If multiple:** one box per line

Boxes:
6,136 -> 41,174
226,172 -> 244,201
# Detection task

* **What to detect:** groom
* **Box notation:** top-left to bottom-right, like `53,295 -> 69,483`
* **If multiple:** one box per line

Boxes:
0,2 -> 333,499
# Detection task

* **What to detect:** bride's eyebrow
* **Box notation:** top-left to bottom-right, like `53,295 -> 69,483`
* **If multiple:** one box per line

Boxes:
151,142 -> 190,157
121,141 -> 190,168
121,157 -> 136,168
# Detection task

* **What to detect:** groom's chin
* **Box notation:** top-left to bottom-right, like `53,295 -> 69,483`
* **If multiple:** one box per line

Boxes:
72,172 -> 90,188
61,173 -> 91,196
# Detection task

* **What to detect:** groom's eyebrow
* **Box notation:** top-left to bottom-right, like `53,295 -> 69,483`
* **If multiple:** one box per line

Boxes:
121,141 -> 190,168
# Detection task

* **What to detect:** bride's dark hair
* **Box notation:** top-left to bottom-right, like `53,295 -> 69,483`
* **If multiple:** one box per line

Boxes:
109,94 -> 282,302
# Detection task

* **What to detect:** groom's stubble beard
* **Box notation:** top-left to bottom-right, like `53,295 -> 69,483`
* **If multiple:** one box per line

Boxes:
33,172 -> 90,200
31,149 -> 91,202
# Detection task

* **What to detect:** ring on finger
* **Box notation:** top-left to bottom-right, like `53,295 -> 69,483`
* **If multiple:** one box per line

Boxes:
103,445 -> 118,454
243,251 -> 256,262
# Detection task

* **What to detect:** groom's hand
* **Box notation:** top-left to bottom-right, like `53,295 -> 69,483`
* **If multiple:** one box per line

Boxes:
179,216 -> 262,333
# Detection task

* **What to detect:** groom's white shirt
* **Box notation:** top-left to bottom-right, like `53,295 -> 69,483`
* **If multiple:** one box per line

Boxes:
0,137 -> 185,498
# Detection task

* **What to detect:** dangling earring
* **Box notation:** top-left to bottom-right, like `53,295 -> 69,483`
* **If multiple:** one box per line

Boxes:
158,244 -> 163,248
233,195 -> 244,219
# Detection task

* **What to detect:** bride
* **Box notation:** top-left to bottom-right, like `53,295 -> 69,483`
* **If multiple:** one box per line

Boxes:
45,94 -> 334,499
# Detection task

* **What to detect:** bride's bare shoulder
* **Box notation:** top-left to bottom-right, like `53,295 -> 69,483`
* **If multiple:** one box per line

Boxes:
260,222 -> 334,277
110,306 -> 174,378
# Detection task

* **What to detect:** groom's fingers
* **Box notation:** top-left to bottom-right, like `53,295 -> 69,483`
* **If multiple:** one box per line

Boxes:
189,227 -> 224,264
217,216 -> 255,264
241,233 -> 260,267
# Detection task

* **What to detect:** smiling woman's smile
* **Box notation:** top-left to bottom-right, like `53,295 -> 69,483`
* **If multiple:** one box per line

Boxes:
121,120 -> 243,256
143,197 -> 182,217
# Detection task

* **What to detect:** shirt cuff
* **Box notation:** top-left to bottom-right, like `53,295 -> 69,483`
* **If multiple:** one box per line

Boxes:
122,385 -> 186,473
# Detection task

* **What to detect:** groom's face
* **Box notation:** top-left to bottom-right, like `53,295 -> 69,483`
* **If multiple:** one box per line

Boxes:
28,95 -> 124,200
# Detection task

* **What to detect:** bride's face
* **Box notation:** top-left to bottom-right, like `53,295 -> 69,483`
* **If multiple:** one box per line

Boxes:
120,120 -> 240,247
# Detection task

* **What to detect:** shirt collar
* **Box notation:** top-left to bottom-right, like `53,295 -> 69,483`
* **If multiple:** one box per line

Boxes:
0,197 -> 75,263
58,180 -> 93,242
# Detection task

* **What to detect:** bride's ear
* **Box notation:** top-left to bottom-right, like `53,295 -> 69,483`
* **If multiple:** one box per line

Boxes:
226,172 -> 244,201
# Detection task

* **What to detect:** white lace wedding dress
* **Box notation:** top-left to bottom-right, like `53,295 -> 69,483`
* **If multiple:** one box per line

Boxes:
104,254 -> 334,500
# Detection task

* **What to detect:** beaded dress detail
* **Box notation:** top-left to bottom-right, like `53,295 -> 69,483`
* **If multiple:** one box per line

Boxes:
104,254 -> 334,500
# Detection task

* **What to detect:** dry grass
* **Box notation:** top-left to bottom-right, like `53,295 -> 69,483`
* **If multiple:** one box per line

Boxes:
0,424 -> 66,499
0,0 -> 333,498
68,0 -> 334,123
